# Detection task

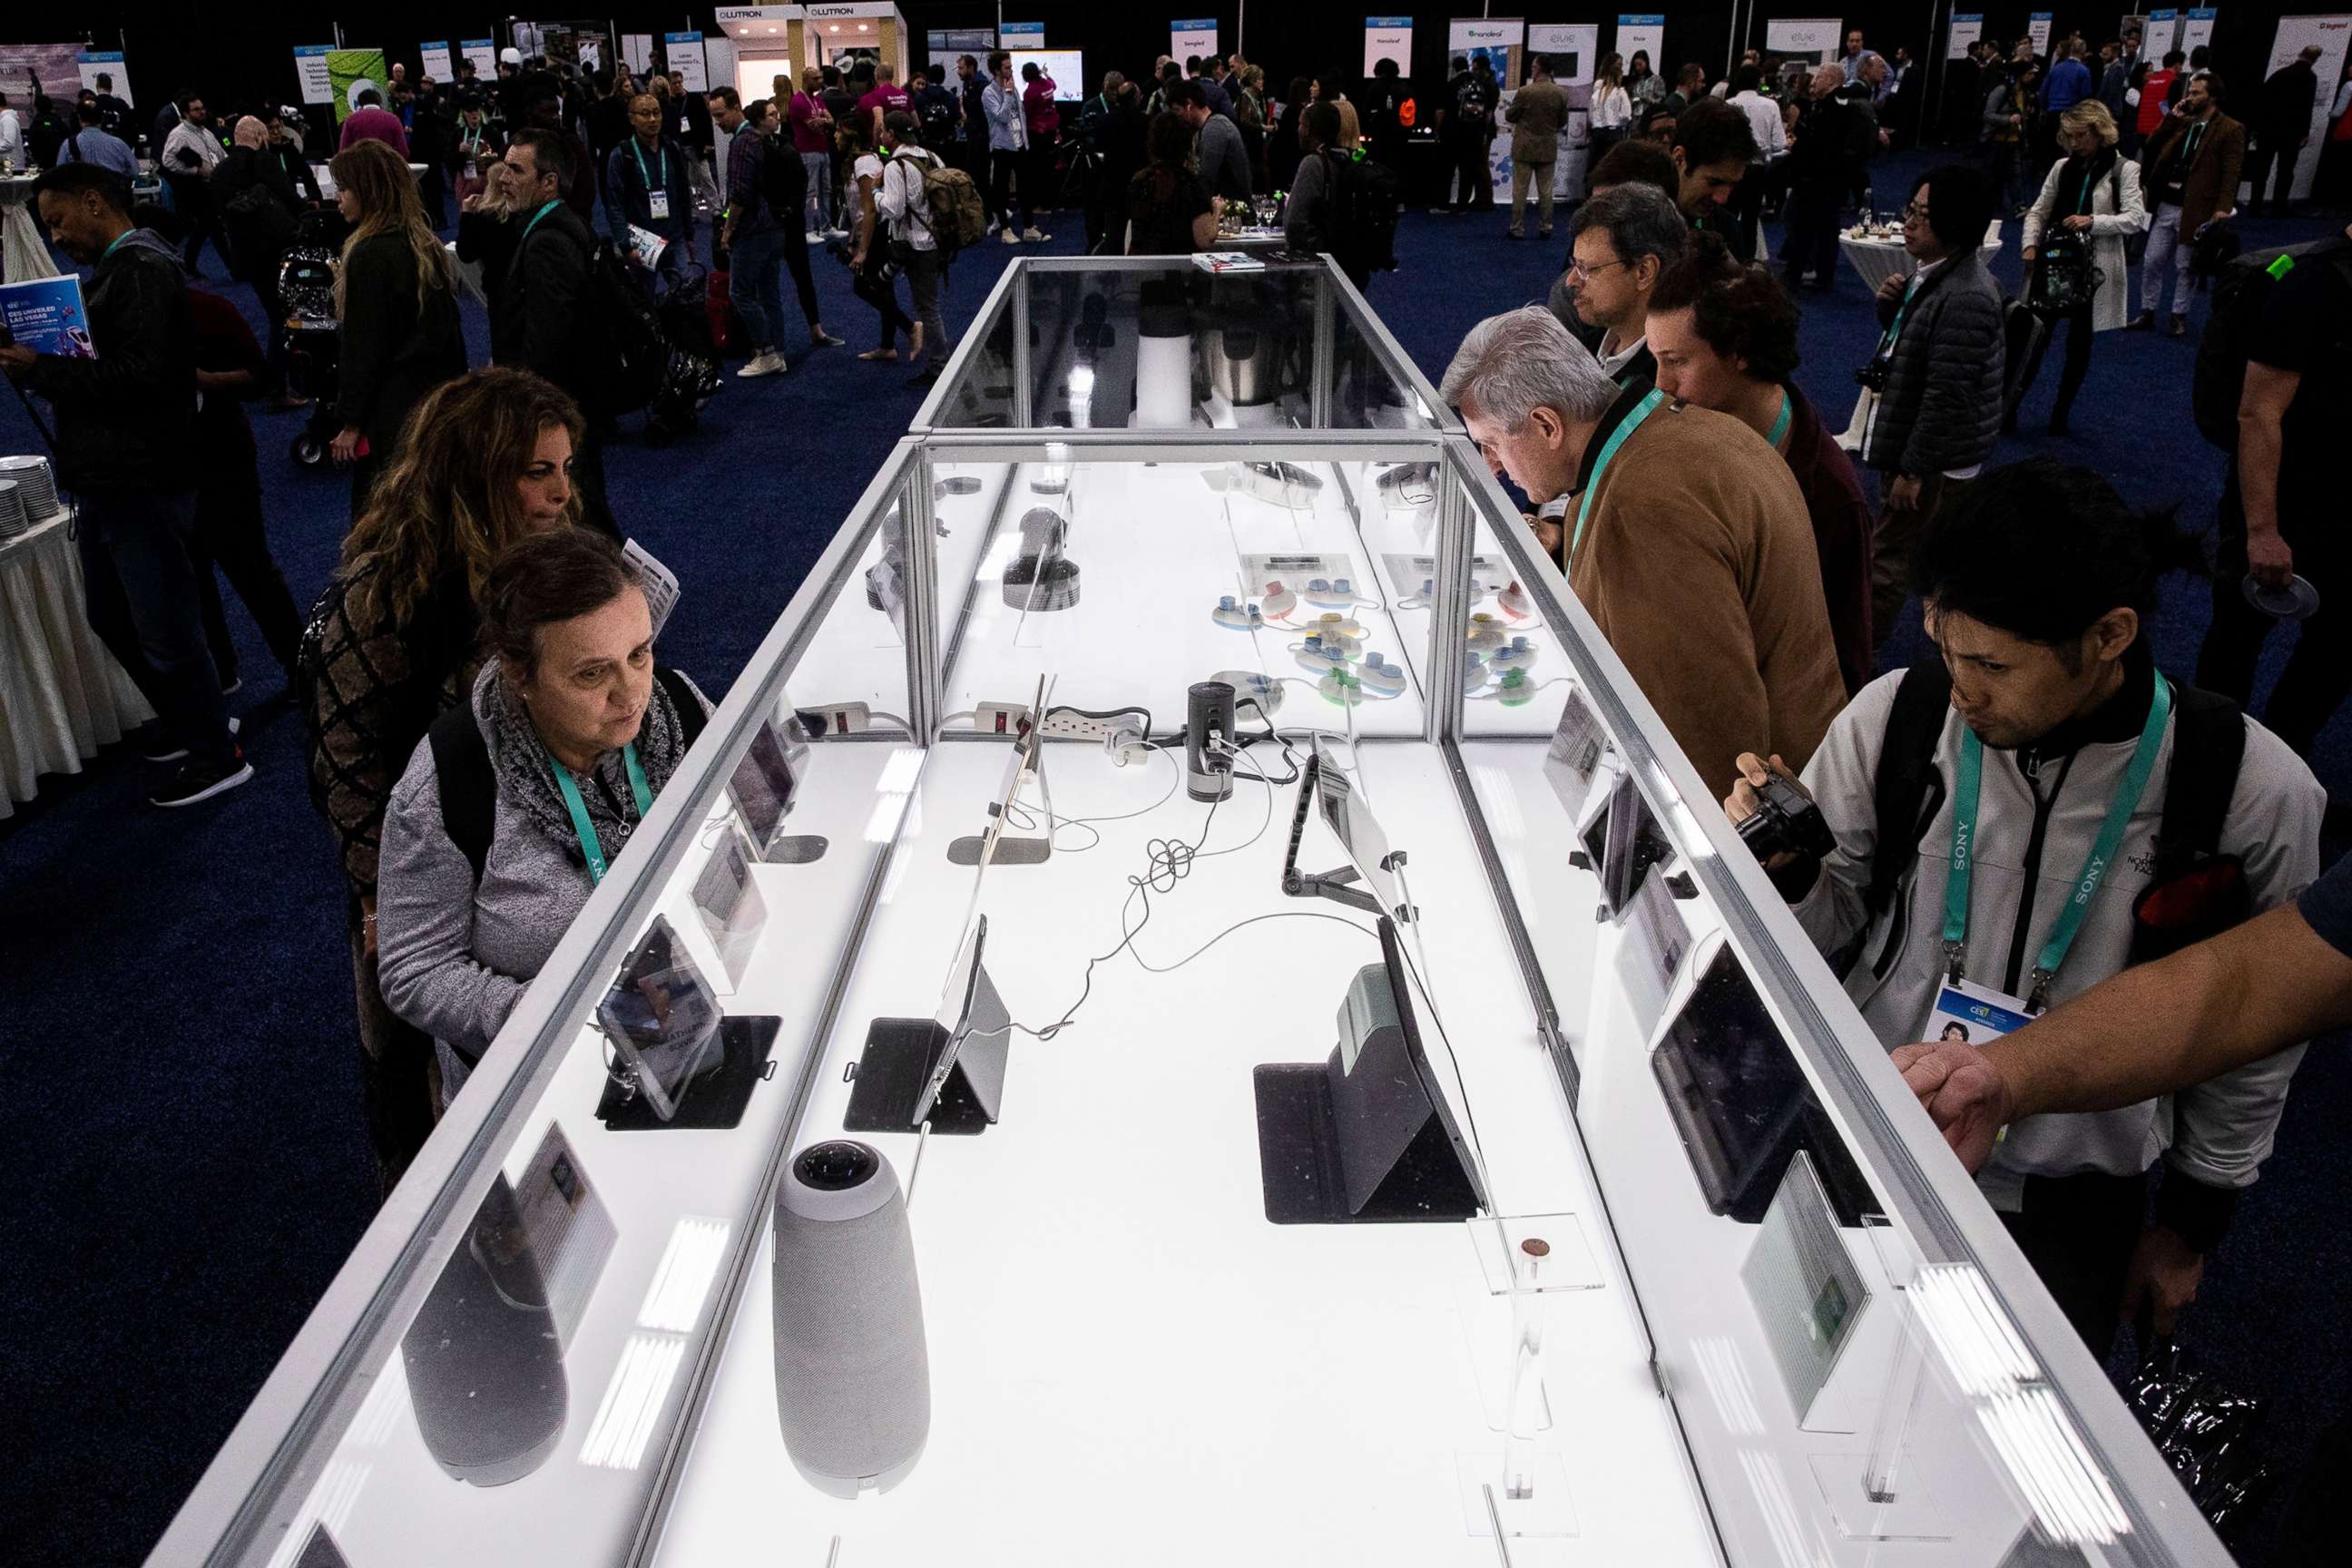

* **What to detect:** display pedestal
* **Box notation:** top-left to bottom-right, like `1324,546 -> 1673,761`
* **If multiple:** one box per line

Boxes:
1808,1452 -> 1952,1542
1455,1451 -> 1578,1538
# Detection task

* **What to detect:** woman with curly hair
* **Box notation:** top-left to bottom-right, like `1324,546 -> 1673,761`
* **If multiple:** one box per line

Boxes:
300,368 -> 590,1192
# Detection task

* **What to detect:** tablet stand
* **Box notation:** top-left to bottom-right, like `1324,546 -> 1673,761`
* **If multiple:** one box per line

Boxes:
1278,751 -> 1380,915
948,740 -> 1053,867
843,1016 -> 1008,1137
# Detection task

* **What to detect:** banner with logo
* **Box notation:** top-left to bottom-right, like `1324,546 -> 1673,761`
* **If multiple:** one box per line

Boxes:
1763,18 -> 1842,63
1364,16 -> 1415,77
76,49 -> 132,107
328,49 -> 389,122
461,39 -> 498,80
1948,14 -> 1984,54
2181,8 -> 2219,52
420,42 -> 455,81
1448,16 -> 1524,83
665,32 -> 708,93
1530,23 -> 1598,85
1615,15 -> 1665,74
1002,22 -> 1046,47
2027,14 -> 2053,55
2141,10 -> 2182,54
2265,15 -> 2352,201
1171,19 -> 1218,66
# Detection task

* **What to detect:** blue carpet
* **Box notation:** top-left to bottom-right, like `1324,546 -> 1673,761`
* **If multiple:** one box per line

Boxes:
2,158 -> 2346,1564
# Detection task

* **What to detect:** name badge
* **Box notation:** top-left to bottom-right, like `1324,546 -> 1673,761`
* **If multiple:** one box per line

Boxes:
648,190 -> 671,220
1925,977 -> 2037,1048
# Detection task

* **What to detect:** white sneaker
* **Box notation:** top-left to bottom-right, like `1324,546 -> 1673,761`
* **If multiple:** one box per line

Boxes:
1000,227 -> 1020,245
1023,227 -> 1051,242
826,226 -> 850,240
804,229 -> 823,243
737,350 -> 788,379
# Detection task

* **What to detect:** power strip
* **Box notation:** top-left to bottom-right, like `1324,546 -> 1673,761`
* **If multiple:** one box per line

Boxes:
1036,710 -> 1122,742
974,701 -> 1034,736
803,701 -> 873,736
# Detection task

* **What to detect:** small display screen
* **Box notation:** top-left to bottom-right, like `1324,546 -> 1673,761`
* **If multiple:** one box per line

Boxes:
728,719 -> 803,847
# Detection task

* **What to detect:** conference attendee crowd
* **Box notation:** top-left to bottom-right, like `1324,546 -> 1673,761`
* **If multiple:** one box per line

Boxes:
4,24 -> 2350,1556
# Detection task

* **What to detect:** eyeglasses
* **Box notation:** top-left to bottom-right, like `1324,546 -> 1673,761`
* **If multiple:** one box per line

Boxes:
1565,256 -> 1632,282
1901,201 -> 1931,221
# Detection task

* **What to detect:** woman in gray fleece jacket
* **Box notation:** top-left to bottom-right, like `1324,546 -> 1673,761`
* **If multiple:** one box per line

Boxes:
377,528 -> 707,1103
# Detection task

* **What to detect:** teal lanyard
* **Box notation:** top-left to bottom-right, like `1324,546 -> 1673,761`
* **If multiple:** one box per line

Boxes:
1764,387 -> 1793,449
1568,387 -> 1664,567
1942,676 -> 2172,1008
522,198 -> 562,240
1878,273 -> 1923,355
462,123 -> 482,155
548,744 -> 653,887
631,137 -> 666,192
102,230 -> 132,259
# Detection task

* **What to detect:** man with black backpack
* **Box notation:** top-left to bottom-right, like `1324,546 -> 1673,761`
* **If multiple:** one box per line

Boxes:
1724,460 -> 2323,1356
2194,221 -> 2352,761
1284,102 -> 1398,292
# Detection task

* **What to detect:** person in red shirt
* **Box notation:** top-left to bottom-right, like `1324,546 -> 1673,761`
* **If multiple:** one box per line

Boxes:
2137,52 -> 2181,139
1020,62 -> 1062,239
786,65 -> 840,239
856,63 -> 912,150
338,88 -> 411,159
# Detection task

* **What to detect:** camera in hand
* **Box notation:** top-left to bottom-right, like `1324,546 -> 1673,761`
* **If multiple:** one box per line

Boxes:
1736,772 -> 1836,865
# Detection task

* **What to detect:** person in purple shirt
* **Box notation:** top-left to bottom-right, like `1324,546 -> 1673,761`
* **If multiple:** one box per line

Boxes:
339,89 -> 411,159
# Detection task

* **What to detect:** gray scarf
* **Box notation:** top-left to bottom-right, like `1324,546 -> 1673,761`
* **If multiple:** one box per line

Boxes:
477,664 -> 688,872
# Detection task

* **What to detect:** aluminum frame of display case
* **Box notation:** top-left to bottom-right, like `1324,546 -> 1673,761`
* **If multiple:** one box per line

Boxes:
151,261 -> 2228,1568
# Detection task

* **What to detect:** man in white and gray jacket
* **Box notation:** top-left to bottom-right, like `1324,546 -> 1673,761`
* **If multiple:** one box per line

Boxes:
1727,459 -> 2323,1355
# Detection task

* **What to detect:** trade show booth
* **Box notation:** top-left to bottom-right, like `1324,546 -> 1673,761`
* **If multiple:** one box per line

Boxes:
150,258 -> 2232,1568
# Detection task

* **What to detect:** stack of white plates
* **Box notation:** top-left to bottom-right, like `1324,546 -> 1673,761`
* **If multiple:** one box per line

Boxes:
0,455 -> 56,521
0,480 -> 25,540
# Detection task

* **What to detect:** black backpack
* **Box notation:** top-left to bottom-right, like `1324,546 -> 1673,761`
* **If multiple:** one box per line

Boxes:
757,134 -> 807,223
586,235 -> 673,416
917,93 -> 959,151
1321,149 -> 1401,277
2191,237 -> 2352,451
427,665 -> 708,880
1864,662 -> 2250,977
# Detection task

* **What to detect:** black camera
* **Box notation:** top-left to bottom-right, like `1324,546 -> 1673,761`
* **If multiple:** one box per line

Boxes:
1853,358 -> 1888,392
1736,772 -> 1837,865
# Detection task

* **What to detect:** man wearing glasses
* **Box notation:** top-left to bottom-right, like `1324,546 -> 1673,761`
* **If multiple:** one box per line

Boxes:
1858,164 -> 2005,652
1561,183 -> 1688,389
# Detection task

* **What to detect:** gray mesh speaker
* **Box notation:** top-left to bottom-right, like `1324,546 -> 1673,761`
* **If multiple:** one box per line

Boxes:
399,1176 -> 570,1486
772,1141 -> 929,1496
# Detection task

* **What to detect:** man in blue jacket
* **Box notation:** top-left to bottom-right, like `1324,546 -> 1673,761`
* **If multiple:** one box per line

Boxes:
0,164 -> 249,807
603,89 -> 696,289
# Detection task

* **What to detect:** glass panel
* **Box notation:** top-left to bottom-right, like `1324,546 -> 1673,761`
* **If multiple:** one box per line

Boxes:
220,506 -> 923,1568
933,453 -> 1442,740
925,260 -> 1446,433
1453,451 -> 1571,739
797,473 -> 916,738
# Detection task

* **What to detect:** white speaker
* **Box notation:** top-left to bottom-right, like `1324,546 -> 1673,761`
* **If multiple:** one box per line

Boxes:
771,1141 -> 929,1497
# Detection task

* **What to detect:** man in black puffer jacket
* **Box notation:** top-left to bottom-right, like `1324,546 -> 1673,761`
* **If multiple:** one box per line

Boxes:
1859,162 -> 2005,650
2,163 -> 250,807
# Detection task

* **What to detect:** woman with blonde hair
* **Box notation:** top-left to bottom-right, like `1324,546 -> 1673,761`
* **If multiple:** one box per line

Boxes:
1589,52 -> 1632,161
302,368 -> 592,1193
2015,98 -> 2147,436
329,137 -> 467,510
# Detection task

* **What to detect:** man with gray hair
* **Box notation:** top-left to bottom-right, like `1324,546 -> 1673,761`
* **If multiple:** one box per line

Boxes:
1563,182 -> 1687,387
1442,307 -> 1844,794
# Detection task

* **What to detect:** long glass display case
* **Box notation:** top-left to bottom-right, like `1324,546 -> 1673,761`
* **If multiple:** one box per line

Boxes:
152,260 -> 2228,1568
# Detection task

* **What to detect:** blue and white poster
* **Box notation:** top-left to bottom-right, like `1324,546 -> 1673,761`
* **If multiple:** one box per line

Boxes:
0,276 -> 95,359
1171,18 -> 1218,66
1364,17 -> 1415,78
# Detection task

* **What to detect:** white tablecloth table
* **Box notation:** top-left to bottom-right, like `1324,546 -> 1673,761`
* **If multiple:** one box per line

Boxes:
0,172 -> 60,285
1838,216 -> 2005,291
0,510 -> 154,818
1834,219 -> 2007,451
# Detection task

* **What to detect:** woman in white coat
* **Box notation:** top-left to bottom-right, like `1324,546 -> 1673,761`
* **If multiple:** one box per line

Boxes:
2015,100 -> 2147,436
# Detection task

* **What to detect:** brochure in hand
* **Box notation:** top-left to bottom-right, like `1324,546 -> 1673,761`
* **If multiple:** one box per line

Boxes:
0,276 -> 95,358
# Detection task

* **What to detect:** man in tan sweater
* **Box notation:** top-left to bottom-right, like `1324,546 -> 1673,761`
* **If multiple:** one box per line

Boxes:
1442,305 -> 1847,795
